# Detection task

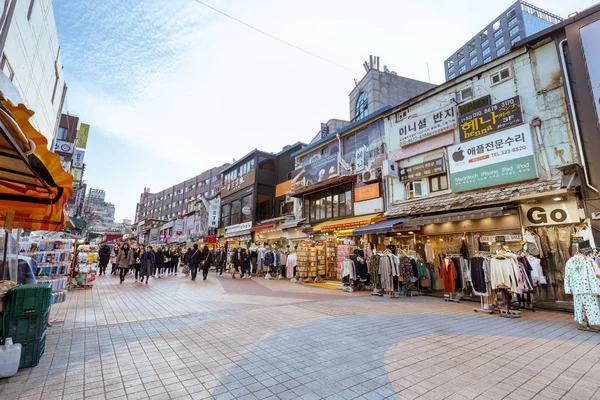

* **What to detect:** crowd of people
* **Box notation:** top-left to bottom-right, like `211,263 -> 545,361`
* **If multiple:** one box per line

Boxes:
96,242 -> 296,285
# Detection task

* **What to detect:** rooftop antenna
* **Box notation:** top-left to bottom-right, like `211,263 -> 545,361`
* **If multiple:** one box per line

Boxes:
426,63 -> 431,83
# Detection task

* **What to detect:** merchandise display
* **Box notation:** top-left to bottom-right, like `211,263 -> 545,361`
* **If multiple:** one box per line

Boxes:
72,245 -> 98,289
19,239 -> 74,304
326,240 -> 337,279
564,253 -> 600,326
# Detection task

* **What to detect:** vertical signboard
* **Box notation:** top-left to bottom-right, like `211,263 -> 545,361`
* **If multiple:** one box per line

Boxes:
72,149 -> 85,168
76,124 -> 90,149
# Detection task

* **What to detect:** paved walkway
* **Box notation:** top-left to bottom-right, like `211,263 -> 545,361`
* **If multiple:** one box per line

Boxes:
0,270 -> 599,399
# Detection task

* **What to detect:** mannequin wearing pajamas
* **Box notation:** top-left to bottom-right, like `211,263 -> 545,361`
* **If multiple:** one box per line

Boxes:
564,255 -> 600,326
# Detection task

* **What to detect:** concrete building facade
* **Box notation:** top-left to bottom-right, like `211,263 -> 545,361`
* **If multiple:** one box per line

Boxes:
444,1 -> 563,81
0,0 -> 66,143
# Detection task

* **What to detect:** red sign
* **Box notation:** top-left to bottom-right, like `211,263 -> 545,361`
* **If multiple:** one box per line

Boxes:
203,236 -> 217,243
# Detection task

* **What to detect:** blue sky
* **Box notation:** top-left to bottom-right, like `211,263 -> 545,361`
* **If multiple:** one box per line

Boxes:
52,0 -> 594,222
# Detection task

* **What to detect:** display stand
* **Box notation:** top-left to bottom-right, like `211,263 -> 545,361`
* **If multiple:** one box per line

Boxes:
315,244 -> 326,282
71,244 -> 98,289
444,293 -> 461,303
578,322 -> 600,332
295,243 -> 315,282
497,288 -> 521,318
473,296 -> 494,313
325,239 -> 337,279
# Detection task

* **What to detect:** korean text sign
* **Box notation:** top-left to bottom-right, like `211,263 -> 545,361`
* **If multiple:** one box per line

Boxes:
459,96 -> 524,142
447,125 -> 537,192
394,106 -> 457,147
399,157 -> 445,182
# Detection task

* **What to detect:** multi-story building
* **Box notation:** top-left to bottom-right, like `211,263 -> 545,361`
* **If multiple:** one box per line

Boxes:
444,1 -> 563,81
135,165 -> 227,223
87,188 -> 105,204
0,0 -> 66,143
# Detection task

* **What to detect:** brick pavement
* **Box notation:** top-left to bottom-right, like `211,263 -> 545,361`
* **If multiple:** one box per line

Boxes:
0,271 -> 599,399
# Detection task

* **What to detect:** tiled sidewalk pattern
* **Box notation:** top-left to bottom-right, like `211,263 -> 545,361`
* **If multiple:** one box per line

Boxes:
0,271 -> 598,399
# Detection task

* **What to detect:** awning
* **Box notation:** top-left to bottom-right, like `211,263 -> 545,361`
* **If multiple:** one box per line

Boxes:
289,175 -> 356,197
402,207 -> 506,228
250,223 -> 275,232
352,217 -> 413,236
313,214 -> 380,233
278,219 -> 306,230
224,229 -> 252,238
0,98 -> 73,231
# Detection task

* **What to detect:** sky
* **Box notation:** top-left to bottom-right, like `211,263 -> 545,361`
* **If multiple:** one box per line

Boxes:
52,0 -> 595,222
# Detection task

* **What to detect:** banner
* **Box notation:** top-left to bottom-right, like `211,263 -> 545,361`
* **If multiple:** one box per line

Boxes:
447,125 -> 537,192
76,124 -> 90,149
208,200 -> 220,228
175,216 -> 184,235
71,168 -> 83,182
399,157 -> 445,181
393,105 -> 457,147
291,154 -> 338,191
72,149 -> 85,168
459,96 -> 524,142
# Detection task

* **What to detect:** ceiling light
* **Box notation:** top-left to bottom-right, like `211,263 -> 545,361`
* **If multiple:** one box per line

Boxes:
553,196 -> 564,202
408,231 -> 414,234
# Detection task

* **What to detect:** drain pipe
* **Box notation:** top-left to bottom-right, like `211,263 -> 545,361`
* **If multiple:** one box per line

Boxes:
559,39 -> 599,193
531,118 -> 552,180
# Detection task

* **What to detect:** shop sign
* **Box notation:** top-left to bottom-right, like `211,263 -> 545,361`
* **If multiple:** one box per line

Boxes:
225,222 -> 252,234
447,125 -> 537,193
520,199 -> 580,227
393,105 -> 457,147
72,149 -> 85,168
242,206 -> 251,215
355,146 -> 366,172
320,123 -> 329,138
71,167 -> 83,182
459,96 -> 523,142
580,20 -> 600,127
221,171 -> 256,198
319,219 -> 372,232
480,234 -> 521,243
175,216 -> 184,235
54,140 -> 74,154
354,183 -> 380,202
399,157 -> 445,182
76,124 -> 90,149
208,200 -> 220,228
203,236 -> 217,243
291,154 -> 338,191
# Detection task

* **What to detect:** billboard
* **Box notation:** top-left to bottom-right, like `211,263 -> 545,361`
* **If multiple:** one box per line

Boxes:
291,154 -> 338,191
459,96 -> 524,142
72,149 -> 85,168
54,140 -> 74,154
447,125 -> 537,192
392,105 -> 457,147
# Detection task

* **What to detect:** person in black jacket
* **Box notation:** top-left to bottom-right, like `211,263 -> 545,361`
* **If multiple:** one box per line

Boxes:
98,245 -> 111,276
231,248 -> 241,279
214,248 -> 226,275
185,243 -> 202,281
240,248 -> 251,278
200,246 -> 213,281
154,247 -> 164,278
249,249 -> 258,278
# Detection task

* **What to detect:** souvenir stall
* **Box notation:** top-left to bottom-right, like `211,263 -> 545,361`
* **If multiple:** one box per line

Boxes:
71,244 -> 98,289
0,94 -> 73,370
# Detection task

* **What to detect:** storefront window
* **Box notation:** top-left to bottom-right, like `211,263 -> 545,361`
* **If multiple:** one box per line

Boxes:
332,194 -> 339,218
429,174 -> 448,193
241,194 -> 253,222
405,181 -> 423,199
231,200 -> 241,225
304,183 -> 353,223
339,192 -> 346,216
221,204 -> 230,228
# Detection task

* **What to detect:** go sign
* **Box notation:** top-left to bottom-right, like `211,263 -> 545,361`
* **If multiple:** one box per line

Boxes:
520,200 -> 580,227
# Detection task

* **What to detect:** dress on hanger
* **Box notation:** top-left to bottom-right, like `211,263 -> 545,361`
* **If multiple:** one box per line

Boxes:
440,258 -> 458,292
564,255 -> 600,325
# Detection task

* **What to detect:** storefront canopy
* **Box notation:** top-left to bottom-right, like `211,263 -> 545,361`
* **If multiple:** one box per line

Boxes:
352,217 -> 413,236
0,98 -> 73,231
278,219 -> 306,230
402,207 -> 506,228
313,214 -> 380,233
250,223 -> 275,232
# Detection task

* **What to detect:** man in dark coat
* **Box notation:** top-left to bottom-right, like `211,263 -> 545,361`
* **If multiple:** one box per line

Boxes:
185,243 -> 202,281
98,245 -> 111,276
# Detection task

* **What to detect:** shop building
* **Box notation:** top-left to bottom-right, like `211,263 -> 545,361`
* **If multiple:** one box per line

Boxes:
362,30 -> 590,299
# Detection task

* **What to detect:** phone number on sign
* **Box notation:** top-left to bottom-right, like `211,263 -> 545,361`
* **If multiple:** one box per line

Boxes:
492,146 -> 526,157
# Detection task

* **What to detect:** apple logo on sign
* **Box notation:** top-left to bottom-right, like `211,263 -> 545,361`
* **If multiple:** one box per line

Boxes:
452,148 -> 465,162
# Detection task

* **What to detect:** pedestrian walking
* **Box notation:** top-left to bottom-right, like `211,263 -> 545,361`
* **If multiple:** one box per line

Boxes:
200,246 -> 213,281
249,249 -> 258,278
240,248 -> 251,278
163,247 -> 171,275
185,243 -> 202,281
231,248 -> 241,279
98,244 -> 111,276
139,246 -> 155,284
133,246 -> 142,280
116,242 -> 134,284
214,248 -> 226,275
171,247 -> 181,275
110,245 -> 119,275
155,247 -> 164,278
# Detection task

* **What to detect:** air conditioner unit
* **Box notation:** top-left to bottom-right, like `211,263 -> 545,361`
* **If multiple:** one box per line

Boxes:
382,160 -> 399,178
285,194 -> 292,203
362,169 -> 380,183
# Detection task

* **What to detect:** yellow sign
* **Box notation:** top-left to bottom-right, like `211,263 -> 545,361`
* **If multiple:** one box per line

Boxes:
354,183 -> 380,202
76,124 -> 90,149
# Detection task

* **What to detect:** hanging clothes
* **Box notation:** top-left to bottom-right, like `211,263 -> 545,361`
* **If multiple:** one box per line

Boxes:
440,258 -> 458,292
341,259 -> 356,280
379,255 -> 393,290
425,242 -> 435,263
526,256 -> 546,285
470,257 -> 491,296
451,257 -> 463,290
489,257 -> 519,292
564,255 -> 600,325
399,256 -> 413,285
355,257 -> 368,282
371,254 -> 381,288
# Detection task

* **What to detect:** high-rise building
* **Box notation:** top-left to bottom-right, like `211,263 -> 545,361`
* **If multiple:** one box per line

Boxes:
444,1 -> 563,81
0,0 -> 67,143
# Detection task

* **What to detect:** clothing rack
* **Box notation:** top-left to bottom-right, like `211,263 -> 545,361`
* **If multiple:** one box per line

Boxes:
443,253 -> 464,303
471,252 -> 494,314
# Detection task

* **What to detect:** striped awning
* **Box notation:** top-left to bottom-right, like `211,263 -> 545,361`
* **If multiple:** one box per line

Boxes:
0,98 -> 73,231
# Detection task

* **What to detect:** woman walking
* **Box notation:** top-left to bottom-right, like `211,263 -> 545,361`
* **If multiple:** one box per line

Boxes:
231,248 -> 241,279
155,247 -> 164,278
185,243 -> 202,281
110,245 -> 119,275
171,247 -> 181,275
200,246 -> 213,281
98,244 -> 111,276
116,243 -> 134,284
133,246 -> 143,280
139,246 -> 155,284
